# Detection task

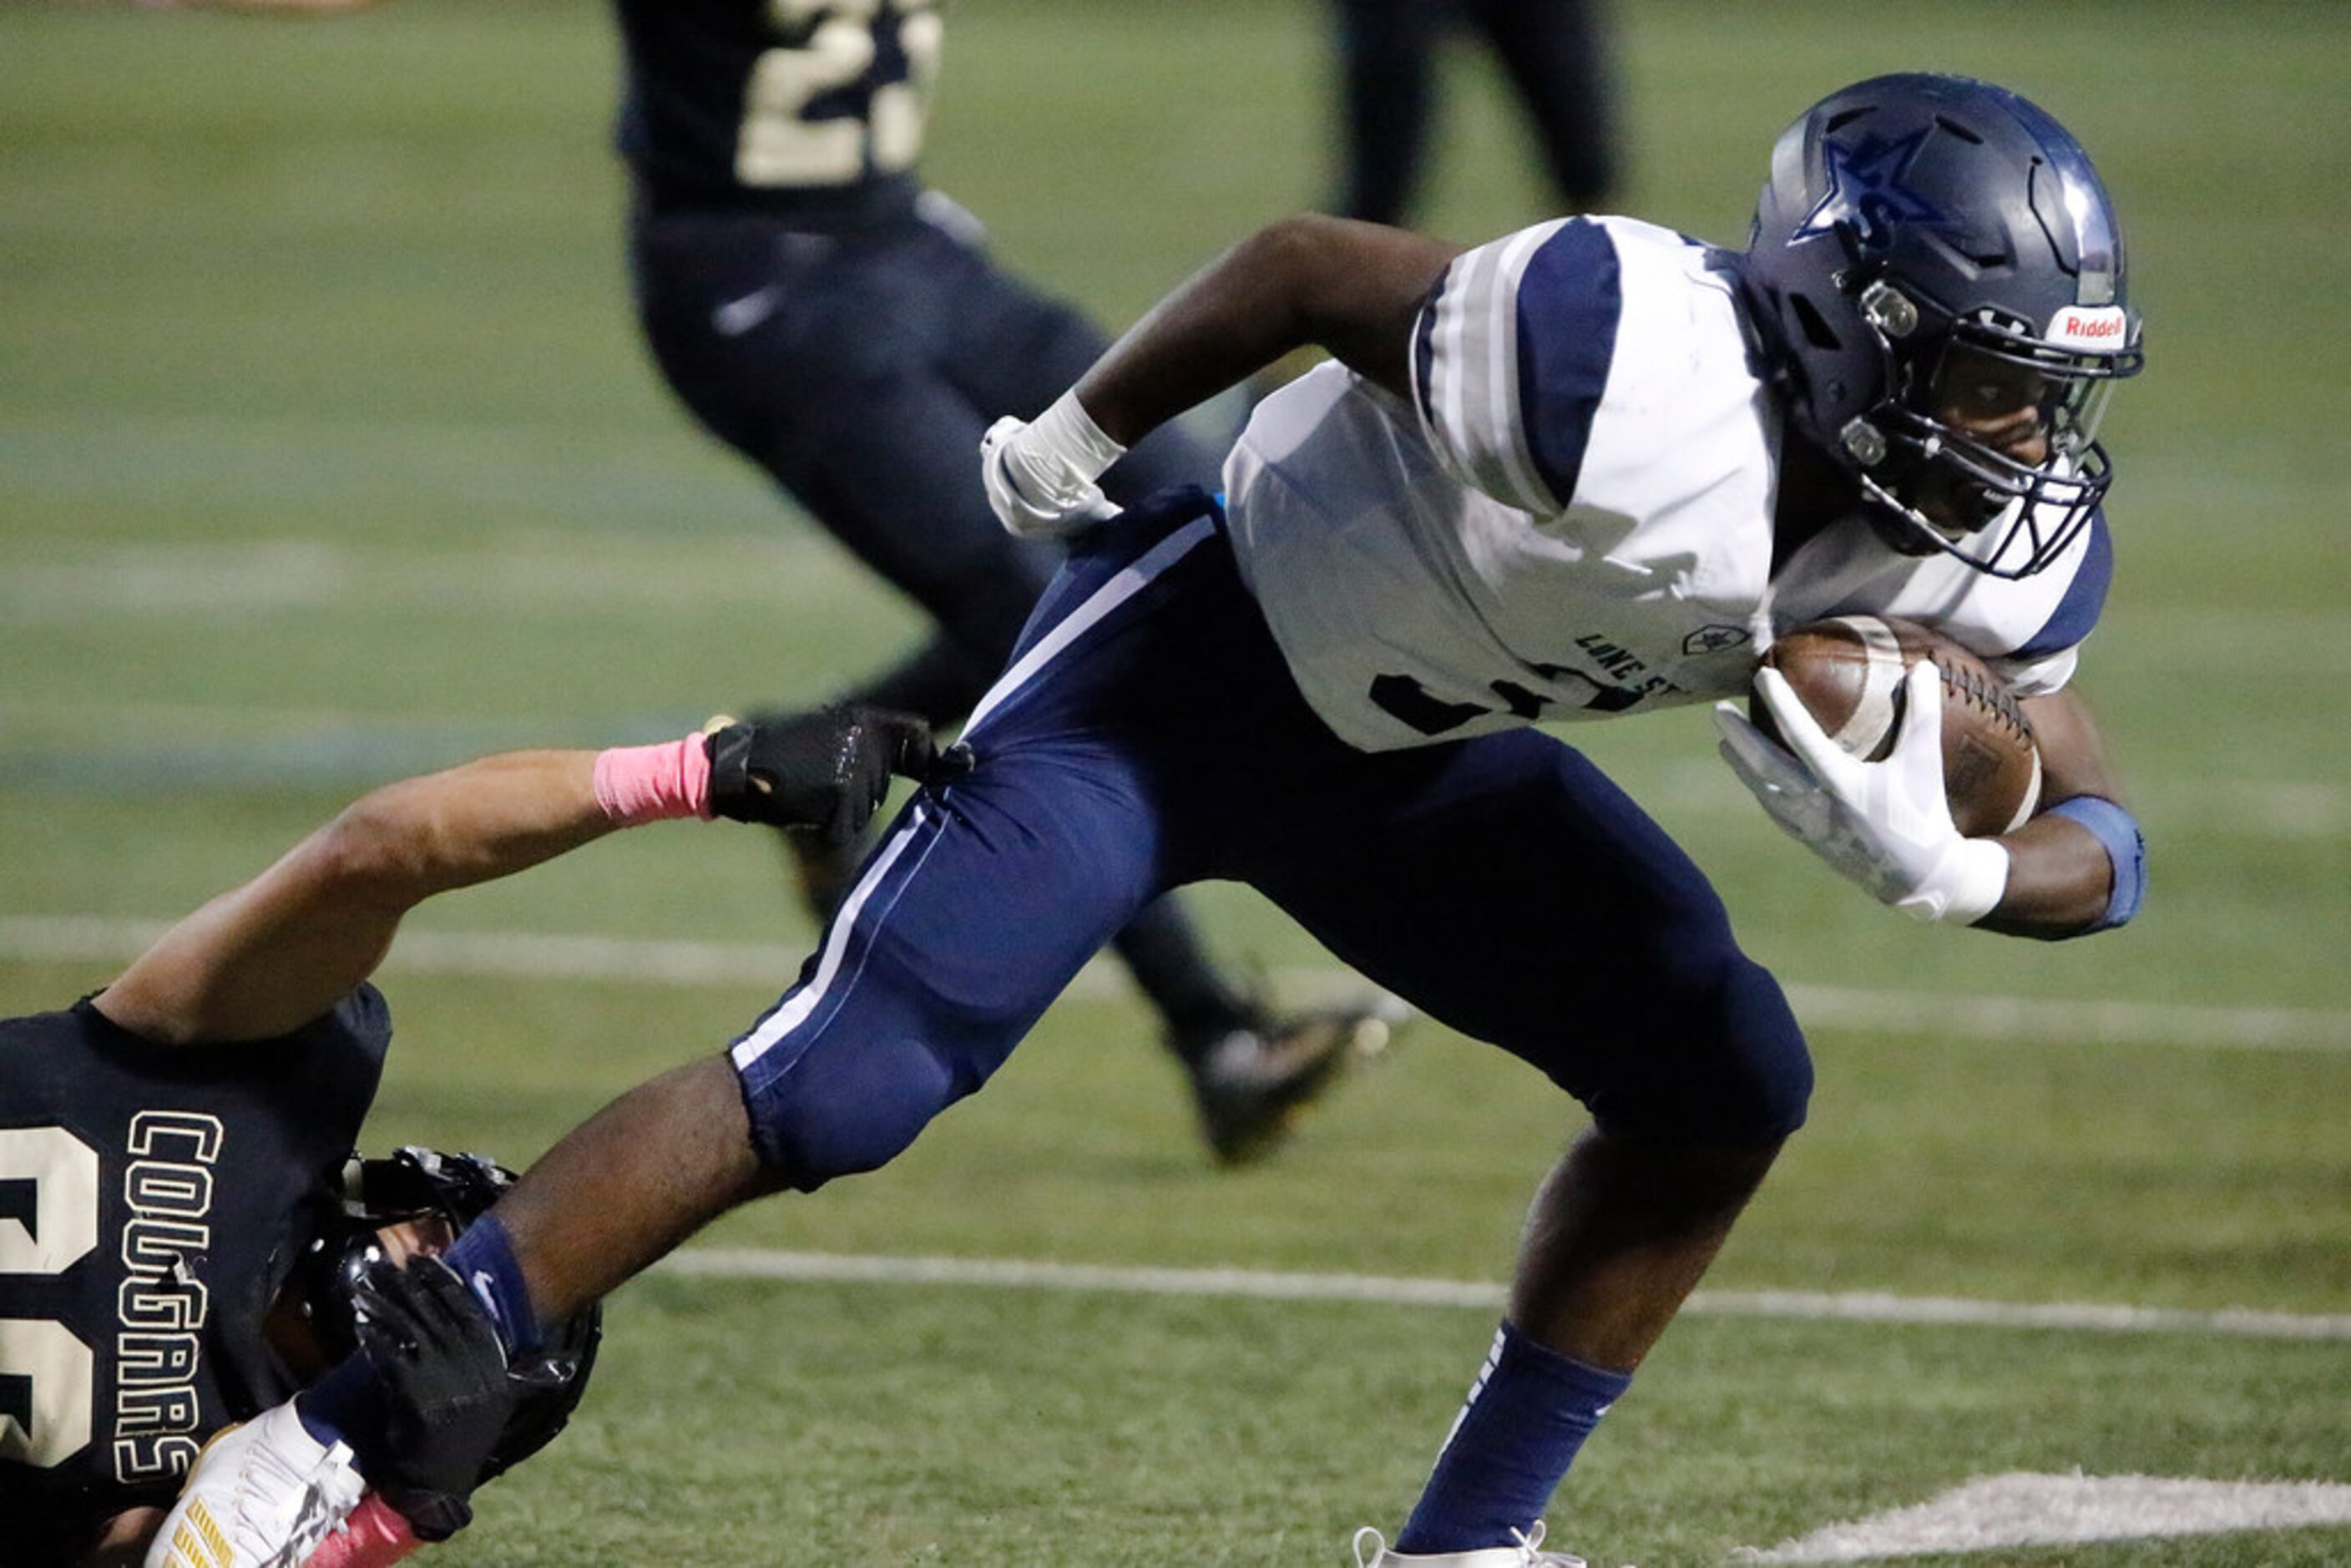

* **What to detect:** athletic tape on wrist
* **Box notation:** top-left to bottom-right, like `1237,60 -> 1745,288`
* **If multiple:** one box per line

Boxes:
2045,795 -> 2146,931
1029,388 -> 1126,484
590,735 -> 712,825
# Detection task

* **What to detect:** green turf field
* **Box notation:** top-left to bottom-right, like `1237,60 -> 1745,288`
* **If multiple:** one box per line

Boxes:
4,1 -> 2348,1562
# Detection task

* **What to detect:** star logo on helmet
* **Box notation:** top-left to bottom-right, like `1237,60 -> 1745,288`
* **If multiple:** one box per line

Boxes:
1792,129 -> 1952,252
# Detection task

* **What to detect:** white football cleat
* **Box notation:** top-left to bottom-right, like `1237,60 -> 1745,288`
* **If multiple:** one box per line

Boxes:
1352,1520 -> 1597,1567
145,1402 -> 367,1568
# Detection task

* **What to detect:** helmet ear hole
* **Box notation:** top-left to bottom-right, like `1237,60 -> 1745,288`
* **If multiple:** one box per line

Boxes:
1789,292 -> 1843,352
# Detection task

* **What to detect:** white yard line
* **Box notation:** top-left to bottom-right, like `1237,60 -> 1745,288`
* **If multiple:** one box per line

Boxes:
1772,983 -> 2351,1051
1744,1473 -> 2351,1561
4,511 -> 2345,655
3,694 -> 2343,842
0,535 -> 855,619
652,1248 -> 2351,1343
3,914 -> 2347,1052
4,728 -> 2341,844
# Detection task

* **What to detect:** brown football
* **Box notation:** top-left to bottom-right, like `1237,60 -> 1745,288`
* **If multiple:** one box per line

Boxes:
1755,615 -> 2043,837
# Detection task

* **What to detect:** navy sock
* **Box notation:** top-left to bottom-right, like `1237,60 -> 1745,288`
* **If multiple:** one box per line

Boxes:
442,1211 -> 541,1360
1394,1321 -> 1633,1554
294,1354 -> 383,1454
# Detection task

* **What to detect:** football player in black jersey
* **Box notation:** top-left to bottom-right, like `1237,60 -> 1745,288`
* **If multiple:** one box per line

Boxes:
613,0 -> 1398,1161
1,706 -> 947,1567
1326,0 -> 1620,229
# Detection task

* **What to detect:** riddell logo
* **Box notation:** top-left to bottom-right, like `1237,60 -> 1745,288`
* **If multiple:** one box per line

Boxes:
2050,306 -> 2128,347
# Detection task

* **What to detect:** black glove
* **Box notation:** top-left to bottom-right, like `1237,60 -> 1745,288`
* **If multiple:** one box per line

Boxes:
705,705 -> 968,843
349,1254 -> 514,1540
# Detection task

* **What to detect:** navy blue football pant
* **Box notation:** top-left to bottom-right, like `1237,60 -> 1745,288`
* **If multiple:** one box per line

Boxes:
630,200 -> 1251,1041
729,491 -> 1812,1188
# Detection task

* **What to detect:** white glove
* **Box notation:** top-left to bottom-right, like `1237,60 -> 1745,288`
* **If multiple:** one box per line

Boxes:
980,391 -> 1126,539
1713,660 -> 2010,924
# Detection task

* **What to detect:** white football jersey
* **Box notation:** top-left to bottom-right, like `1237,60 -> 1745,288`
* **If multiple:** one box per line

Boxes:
1222,216 -> 2110,753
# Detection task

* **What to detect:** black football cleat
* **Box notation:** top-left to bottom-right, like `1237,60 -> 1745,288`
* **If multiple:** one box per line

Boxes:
1181,998 -> 1403,1166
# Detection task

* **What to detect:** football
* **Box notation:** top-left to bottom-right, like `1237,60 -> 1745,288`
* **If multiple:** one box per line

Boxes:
1756,615 -> 2043,837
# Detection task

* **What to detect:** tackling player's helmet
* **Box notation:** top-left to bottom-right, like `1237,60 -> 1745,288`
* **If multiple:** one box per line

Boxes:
1743,73 -> 2144,578
295,1146 -> 602,1481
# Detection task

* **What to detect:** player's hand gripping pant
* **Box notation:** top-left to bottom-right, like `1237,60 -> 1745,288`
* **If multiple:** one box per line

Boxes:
726,489 -> 1813,1189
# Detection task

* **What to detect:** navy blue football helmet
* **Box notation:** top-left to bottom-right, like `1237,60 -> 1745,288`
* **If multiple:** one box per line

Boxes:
1744,73 -> 2144,578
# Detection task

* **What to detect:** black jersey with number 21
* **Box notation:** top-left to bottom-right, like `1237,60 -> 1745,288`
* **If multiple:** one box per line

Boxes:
613,0 -> 943,223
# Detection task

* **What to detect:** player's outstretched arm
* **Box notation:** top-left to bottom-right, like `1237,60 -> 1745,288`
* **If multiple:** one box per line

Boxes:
1075,215 -> 1460,439
97,708 -> 952,1045
97,746 -> 616,1045
981,216 -> 1458,538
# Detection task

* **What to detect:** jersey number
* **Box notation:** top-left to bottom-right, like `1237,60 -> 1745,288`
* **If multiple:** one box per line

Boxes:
0,1127 -> 99,1469
1368,669 -> 1647,736
739,0 -> 943,186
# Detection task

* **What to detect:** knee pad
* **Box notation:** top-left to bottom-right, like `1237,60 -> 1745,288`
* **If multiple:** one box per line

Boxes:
738,1028 -> 969,1191
729,888 -> 1059,1191
1576,948 -> 1813,1146
1691,955 -> 1814,1141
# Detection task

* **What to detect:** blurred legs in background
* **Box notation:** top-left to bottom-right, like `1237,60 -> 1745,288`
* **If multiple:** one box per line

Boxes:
1331,0 -> 1620,225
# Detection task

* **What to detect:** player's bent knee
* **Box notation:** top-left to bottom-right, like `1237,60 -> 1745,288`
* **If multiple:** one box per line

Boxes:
735,973 -> 1045,1190
1582,949 -> 1812,1145
1704,955 -> 1814,1141
741,1030 -> 968,1191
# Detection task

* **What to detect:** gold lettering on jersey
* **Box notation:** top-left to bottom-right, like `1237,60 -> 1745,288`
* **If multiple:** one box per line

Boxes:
110,1110 -> 220,1485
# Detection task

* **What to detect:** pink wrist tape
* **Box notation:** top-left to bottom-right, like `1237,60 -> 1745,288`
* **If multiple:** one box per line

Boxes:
591,734 -> 712,824
301,1495 -> 419,1568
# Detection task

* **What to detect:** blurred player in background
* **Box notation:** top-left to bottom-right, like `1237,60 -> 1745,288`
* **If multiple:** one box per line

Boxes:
177,72 -> 2150,1565
1,706 -> 941,1565
614,0 -> 1397,1164
1329,0 -> 1620,225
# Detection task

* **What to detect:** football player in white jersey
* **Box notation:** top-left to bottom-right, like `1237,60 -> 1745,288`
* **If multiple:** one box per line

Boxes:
165,74 -> 2146,1568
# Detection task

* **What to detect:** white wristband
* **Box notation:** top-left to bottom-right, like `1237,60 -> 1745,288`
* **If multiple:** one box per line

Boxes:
1026,389 -> 1126,488
983,391 -> 1129,539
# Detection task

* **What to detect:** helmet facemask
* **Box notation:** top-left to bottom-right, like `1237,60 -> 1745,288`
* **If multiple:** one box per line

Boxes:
1843,285 -> 2141,579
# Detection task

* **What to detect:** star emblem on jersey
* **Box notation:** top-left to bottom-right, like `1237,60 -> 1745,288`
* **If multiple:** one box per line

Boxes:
1684,624 -> 1750,656
1792,129 -> 1952,252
